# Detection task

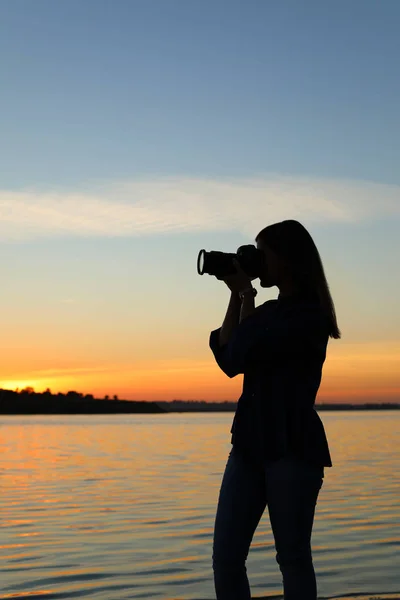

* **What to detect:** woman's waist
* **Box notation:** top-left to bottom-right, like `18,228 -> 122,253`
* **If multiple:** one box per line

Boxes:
239,383 -> 320,406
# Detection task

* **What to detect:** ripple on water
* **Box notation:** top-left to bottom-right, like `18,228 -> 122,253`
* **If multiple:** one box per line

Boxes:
0,412 -> 399,600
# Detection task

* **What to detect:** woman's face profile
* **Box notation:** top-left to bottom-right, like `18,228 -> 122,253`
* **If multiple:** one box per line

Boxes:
256,240 -> 285,288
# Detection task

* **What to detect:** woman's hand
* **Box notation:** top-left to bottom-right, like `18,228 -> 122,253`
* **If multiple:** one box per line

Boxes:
222,259 -> 252,293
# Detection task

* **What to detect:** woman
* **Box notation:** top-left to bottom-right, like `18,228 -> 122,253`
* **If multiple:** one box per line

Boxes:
210,220 -> 340,600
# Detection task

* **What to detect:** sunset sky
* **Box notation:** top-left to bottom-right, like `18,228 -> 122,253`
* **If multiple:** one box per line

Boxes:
1,0 -> 399,403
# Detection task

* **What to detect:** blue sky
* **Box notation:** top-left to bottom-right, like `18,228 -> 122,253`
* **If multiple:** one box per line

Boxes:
0,0 -> 399,401
1,0 -> 400,186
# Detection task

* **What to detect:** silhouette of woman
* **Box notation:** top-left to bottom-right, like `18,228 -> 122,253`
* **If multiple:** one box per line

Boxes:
210,220 -> 340,600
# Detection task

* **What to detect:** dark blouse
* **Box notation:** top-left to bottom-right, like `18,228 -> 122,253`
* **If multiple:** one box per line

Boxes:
209,291 -> 333,468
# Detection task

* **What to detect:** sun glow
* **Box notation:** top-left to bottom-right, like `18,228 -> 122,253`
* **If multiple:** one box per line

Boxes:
0,380 -> 51,393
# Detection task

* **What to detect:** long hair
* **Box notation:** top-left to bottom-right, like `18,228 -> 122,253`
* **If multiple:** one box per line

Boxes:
255,220 -> 341,339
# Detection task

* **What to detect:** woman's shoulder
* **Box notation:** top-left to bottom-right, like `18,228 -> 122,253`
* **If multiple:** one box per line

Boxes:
253,299 -> 278,315
255,295 -> 324,323
272,295 -> 330,331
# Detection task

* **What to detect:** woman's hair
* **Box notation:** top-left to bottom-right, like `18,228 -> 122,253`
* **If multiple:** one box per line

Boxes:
255,220 -> 341,339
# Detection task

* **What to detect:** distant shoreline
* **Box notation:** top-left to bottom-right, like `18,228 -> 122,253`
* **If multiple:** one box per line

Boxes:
0,388 -> 399,415
156,401 -> 400,413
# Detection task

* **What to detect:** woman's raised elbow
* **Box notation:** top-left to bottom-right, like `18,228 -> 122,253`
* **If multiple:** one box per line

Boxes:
220,362 -> 242,378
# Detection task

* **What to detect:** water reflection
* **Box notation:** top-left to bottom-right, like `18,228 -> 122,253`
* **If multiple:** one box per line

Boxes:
0,412 -> 399,599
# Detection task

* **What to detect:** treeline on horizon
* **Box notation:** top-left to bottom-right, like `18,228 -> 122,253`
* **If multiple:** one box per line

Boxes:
0,387 -> 399,415
0,387 -> 165,414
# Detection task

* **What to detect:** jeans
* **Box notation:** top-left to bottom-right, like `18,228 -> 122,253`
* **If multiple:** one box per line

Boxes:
212,445 -> 324,600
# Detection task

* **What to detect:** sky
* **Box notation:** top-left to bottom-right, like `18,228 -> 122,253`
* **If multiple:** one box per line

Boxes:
1,0 -> 399,403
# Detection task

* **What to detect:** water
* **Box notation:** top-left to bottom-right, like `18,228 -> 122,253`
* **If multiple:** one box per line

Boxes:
0,411 -> 399,600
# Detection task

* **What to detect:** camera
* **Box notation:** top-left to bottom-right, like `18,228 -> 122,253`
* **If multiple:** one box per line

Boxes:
197,245 -> 266,280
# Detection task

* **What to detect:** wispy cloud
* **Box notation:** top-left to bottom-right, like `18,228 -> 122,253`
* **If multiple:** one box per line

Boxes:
1,175 -> 399,241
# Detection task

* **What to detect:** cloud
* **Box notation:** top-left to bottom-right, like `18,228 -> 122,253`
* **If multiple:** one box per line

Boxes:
1,175 -> 399,241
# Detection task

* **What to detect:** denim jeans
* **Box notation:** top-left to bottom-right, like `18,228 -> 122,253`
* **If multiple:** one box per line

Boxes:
212,445 -> 324,600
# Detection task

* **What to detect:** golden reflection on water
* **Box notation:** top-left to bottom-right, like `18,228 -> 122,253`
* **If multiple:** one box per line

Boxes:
0,411 -> 399,599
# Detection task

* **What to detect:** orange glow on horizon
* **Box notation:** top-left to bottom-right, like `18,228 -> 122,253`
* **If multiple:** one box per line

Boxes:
0,380 -> 51,393
1,340 -> 399,404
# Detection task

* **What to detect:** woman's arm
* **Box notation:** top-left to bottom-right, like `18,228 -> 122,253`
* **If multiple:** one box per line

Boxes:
239,290 -> 256,323
219,291 -> 241,346
210,258 -> 258,376
219,258 -> 258,343
219,284 -> 258,345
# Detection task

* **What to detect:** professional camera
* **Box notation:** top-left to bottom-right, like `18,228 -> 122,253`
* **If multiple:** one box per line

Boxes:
197,245 -> 266,280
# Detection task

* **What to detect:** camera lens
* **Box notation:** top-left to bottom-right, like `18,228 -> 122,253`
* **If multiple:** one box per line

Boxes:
197,249 -> 206,275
